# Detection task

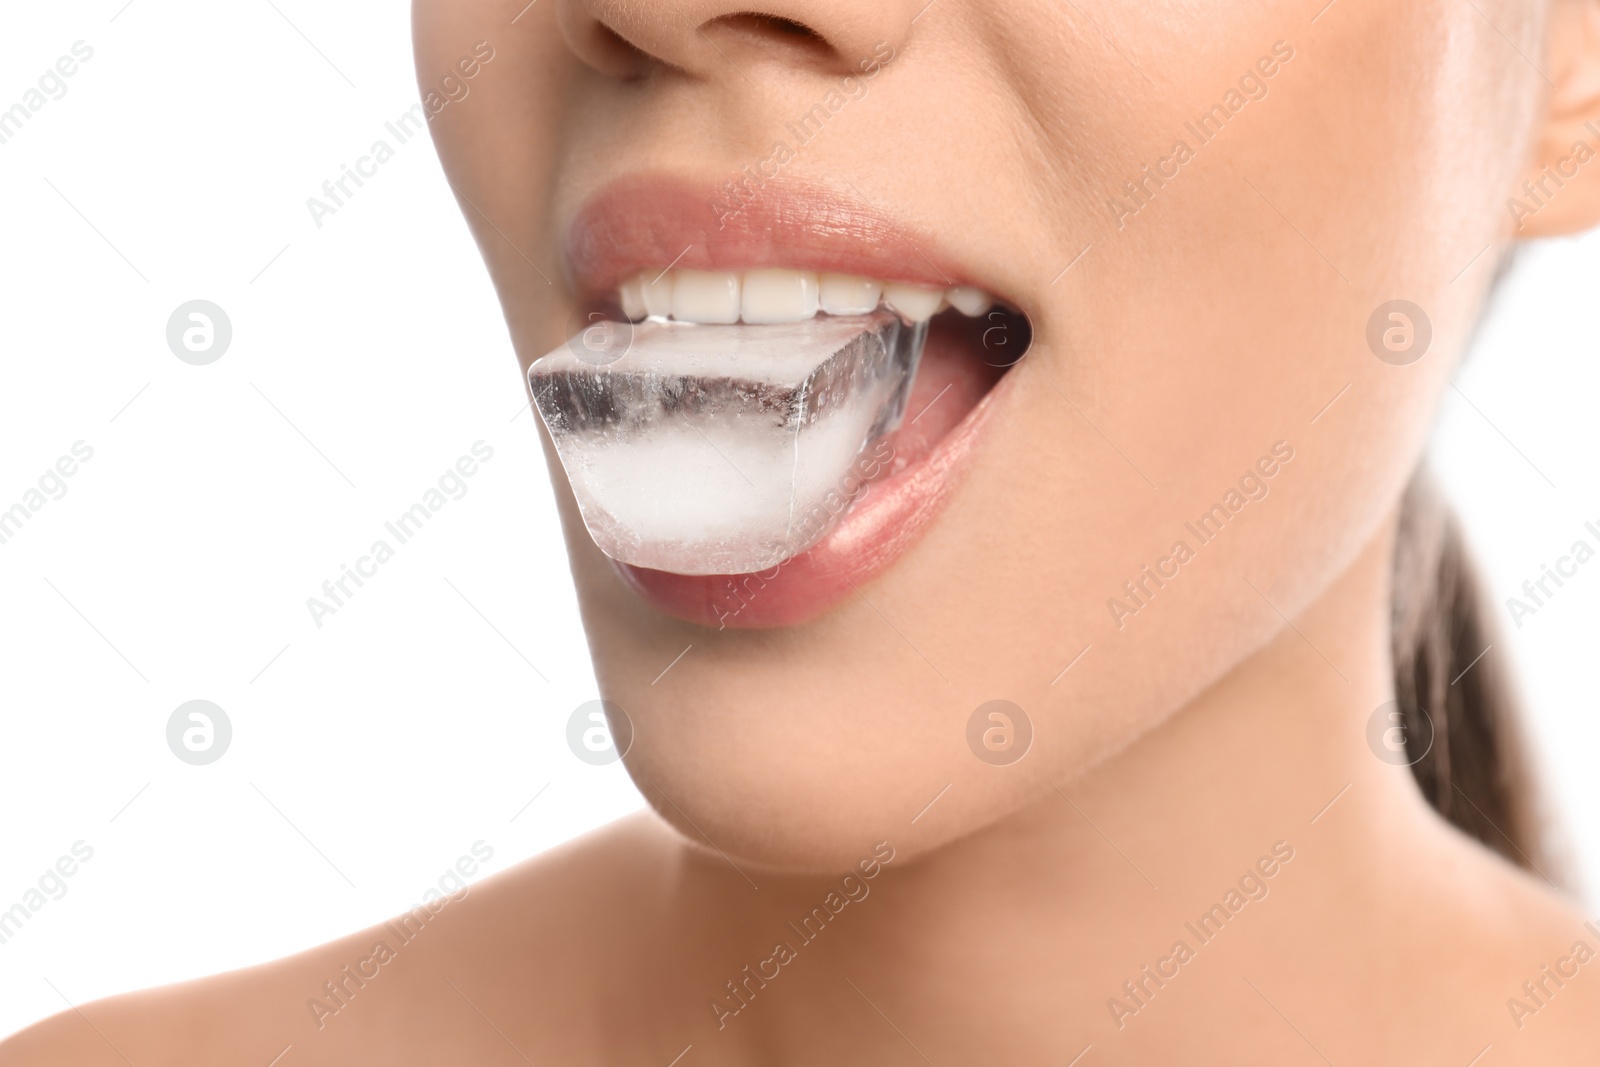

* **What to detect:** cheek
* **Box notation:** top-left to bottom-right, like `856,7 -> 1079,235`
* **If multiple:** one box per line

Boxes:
944,0 -> 1529,765
415,0 -> 573,350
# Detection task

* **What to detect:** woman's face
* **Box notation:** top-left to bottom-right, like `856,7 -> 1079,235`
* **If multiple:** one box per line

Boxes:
415,0 -> 1551,869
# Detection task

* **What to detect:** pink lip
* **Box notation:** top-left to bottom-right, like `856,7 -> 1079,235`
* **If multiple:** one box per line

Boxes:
562,173 -> 1013,628
564,173 -> 979,300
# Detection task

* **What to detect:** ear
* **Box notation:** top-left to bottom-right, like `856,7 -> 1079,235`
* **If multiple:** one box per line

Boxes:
1510,0 -> 1600,237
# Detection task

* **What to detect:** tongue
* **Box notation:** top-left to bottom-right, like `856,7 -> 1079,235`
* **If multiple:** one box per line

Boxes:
528,310 -> 928,575
876,311 -> 1008,476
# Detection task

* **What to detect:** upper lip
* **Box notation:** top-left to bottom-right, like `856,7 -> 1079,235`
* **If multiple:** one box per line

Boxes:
563,173 -> 995,305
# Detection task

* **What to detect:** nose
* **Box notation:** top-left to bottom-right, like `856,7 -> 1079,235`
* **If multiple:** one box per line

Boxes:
556,0 -> 921,80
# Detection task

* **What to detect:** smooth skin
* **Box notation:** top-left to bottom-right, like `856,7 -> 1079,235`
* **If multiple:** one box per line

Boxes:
9,0 -> 1600,1063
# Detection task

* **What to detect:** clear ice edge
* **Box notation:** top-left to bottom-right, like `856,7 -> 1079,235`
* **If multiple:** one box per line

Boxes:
528,309 -> 927,576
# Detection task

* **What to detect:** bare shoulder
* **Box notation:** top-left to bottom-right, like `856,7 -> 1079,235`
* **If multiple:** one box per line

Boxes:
1486,882 -> 1600,1064
0,812 -> 695,1067
1405,830 -> 1600,1064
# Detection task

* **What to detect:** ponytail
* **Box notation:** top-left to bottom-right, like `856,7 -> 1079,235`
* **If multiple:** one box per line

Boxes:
1391,473 -> 1563,884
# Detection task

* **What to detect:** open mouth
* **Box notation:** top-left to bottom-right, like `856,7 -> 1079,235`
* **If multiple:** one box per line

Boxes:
554,176 -> 1032,628
607,261 -> 1028,493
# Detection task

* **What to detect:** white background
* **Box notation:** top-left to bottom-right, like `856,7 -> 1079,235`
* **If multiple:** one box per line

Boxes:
0,0 -> 1596,1041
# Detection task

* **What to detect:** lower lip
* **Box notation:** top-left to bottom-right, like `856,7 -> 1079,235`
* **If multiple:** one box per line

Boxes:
611,318 -> 1008,629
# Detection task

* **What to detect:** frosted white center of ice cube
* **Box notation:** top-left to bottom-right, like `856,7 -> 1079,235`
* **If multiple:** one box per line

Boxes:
528,310 -> 925,576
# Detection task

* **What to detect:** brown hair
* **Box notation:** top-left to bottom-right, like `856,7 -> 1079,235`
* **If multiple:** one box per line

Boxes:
1391,472 -> 1561,884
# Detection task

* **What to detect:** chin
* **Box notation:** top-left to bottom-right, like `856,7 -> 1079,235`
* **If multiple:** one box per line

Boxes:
604,658 -> 1072,875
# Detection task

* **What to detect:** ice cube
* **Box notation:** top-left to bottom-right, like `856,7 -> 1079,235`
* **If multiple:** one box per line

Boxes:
528,309 -> 927,575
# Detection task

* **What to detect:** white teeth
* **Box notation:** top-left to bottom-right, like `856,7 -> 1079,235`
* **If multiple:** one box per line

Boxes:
882,282 -> 945,323
639,270 -> 674,318
819,273 -> 883,315
671,269 -> 741,324
619,275 -> 646,321
741,268 -> 819,324
620,268 -> 997,325
945,286 -> 992,317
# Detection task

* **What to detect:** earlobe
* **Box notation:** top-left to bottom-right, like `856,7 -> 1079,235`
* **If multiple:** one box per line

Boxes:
1507,0 -> 1600,237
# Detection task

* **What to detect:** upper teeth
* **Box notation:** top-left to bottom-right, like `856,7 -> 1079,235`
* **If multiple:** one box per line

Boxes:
618,268 -> 995,325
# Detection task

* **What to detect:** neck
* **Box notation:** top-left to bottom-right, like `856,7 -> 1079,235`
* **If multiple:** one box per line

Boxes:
759,516 -> 1462,1056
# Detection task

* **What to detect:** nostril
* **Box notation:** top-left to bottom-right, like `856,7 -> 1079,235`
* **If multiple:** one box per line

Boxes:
586,21 -> 653,77
700,12 -> 836,60
746,13 -> 822,40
